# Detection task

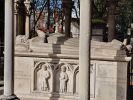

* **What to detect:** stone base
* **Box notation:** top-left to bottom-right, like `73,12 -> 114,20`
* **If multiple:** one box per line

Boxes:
0,95 -> 19,100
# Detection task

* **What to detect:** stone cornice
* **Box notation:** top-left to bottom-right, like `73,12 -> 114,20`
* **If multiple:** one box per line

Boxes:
15,52 -> 131,62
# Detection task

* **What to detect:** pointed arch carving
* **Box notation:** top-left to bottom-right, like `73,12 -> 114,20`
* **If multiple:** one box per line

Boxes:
33,61 -> 54,93
53,63 -> 73,93
73,65 -> 79,94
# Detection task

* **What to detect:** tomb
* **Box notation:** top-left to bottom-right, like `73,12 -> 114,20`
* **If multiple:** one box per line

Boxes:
1,0 -> 131,100
14,36 -> 131,100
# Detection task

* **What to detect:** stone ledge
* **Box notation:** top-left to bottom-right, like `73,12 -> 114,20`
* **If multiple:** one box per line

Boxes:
15,93 -> 79,100
0,95 -> 19,100
15,52 -> 131,62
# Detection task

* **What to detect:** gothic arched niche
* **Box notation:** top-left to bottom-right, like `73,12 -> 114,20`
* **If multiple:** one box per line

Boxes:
34,62 -> 53,93
73,66 -> 79,94
54,63 -> 73,94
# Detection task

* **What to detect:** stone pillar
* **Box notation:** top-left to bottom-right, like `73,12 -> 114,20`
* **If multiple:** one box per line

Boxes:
25,15 -> 30,38
14,0 -> 18,39
2,0 -> 16,99
79,0 -> 91,100
16,0 -> 26,36
24,0 -> 30,39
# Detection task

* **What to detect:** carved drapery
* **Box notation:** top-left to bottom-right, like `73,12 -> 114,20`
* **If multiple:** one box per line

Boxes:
33,62 -> 54,92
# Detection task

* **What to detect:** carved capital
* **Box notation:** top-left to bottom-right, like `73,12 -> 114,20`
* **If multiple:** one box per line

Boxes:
15,0 -> 26,15
24,0 -> 31,15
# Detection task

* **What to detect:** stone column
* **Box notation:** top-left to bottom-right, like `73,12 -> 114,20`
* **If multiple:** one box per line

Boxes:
79,0 -> 91,100
14,0 -> 18,39
2,0 -> 16,99
24,0 -> 30,39
25,15 -> 30,38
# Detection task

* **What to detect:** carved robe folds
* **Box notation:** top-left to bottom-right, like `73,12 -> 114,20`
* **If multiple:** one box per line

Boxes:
39,65 -> 50,91
59,66 -> 68,93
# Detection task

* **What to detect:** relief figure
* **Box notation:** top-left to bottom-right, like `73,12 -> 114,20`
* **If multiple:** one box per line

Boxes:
39,65 -> 50,91
59,66 -> 68,93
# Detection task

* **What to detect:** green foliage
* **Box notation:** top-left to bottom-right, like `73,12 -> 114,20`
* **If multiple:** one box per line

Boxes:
116,0 -> 133,37
92,0 -> 107,18
92,18 -> 106,24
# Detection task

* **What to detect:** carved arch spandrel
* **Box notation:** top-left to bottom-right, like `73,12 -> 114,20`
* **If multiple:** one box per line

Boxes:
32,61 -> 54,93
53,63 -> 73,94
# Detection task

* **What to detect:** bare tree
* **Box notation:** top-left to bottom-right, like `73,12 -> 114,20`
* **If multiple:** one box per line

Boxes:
62,0 -> 73,37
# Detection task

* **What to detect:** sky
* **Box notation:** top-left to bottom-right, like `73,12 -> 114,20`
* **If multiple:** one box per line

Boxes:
34,0 -> 79,18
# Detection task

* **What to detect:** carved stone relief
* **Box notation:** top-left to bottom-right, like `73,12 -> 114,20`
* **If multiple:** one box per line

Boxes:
38,64 -> 50,91
59,65 -> 68,93
33,62 -> 53,92
33,61 -> 95,96
54,63 -> 73,93
16,35 -> 28,44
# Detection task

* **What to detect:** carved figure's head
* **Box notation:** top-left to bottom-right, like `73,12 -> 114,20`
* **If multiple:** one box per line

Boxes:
42,65 -> 47,71
61,65 -> 66,72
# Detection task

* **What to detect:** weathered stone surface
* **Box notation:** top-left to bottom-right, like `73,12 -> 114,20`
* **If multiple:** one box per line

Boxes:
28,37 -> 126,58
16,35 -> 29,44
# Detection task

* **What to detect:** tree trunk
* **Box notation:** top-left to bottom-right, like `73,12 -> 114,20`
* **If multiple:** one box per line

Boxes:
62,0 -> 72,37
107,2 -> 116,42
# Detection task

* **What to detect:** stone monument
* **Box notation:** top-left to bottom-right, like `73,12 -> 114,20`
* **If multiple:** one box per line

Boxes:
14,36 -> 131,100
